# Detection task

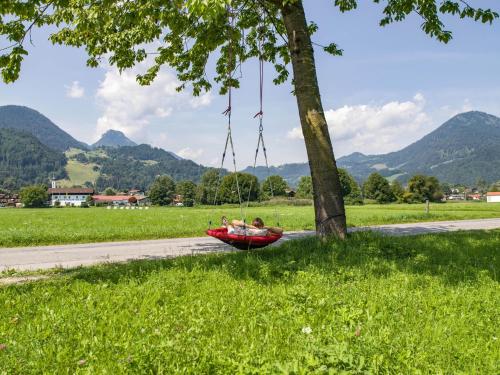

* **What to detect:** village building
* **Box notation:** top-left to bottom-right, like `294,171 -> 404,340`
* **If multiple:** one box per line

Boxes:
92,195 -> 150,206
0,193 -> 21,207
173,194 -> 183,206
128,189 -> 145,196
467,193 -> 483,201
48,188 -> 95,206
486,192 -> 500,203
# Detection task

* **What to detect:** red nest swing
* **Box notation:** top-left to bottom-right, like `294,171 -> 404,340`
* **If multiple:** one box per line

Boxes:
206,13 -> 282,250
207,227 -> 282,250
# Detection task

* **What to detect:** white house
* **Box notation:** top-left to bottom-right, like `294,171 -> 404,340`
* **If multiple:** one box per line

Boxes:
486,192 -> 500,203
48,188 -> 95,206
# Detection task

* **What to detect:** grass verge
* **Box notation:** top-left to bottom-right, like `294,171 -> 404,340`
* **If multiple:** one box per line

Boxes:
1,230 -> 499,373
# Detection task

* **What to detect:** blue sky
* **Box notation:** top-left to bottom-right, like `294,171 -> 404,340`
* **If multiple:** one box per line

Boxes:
1,0 -> 499,168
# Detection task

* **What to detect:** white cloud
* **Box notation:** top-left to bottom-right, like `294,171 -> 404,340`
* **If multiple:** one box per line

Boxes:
287,93 -> 431,156
177,147 -> 204,160
95,65 -> 212,137
65,81 -> 85,98
287,127 -> 303,140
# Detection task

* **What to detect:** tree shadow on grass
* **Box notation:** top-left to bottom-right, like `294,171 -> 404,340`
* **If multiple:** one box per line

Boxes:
62,230 -> 500,287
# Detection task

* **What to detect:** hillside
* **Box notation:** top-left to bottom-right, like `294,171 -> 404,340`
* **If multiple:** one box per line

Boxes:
248,111 -> 500,186
0,128 -> 67,189
0,105 -> 88,151
61,144 -> 208,191
339,111 -> 500,184
92,130 -> 137,148
95,145 -> 207,191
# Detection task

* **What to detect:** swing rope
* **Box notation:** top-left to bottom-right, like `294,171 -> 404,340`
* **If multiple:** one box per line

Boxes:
209,8 -> 244,228
243,14 -> 280,227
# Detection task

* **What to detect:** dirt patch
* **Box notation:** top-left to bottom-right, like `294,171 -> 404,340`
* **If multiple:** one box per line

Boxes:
0,275 -> 50,286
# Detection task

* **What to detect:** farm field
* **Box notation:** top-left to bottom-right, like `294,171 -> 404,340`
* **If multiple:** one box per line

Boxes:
0,202 -> 499,247
1,230 -> 499,373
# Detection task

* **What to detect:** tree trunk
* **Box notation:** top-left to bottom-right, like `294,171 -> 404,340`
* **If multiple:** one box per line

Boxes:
281,0 -> 347,238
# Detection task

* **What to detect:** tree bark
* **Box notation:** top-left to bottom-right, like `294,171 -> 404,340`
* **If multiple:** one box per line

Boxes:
281,0 -> 347,238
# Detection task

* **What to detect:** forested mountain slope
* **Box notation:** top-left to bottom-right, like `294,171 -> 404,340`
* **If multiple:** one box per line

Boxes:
0,105 -> 88,151
0,129 -> 67,189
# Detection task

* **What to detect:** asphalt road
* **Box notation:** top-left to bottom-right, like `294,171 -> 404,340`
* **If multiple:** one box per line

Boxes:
1,218 -> 500,272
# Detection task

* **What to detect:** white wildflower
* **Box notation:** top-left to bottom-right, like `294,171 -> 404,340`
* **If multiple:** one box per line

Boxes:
301,326 -> 312,335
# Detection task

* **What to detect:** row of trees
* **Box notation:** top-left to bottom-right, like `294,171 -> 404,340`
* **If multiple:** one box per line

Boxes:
295,168 -> 363,205
148,170 -> 290,206
363,173 -> 444,204
15,169 -> 499,208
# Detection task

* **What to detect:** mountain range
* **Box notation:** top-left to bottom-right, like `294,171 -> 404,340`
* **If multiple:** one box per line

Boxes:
0,105 -> 205,190
0,105 -> 87,151
244,111 -> 500,186
1,105 -> 499,190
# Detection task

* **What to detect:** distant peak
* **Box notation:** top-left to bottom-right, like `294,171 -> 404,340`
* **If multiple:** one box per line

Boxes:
102,129 -> 126,136
93,129 -> 137,148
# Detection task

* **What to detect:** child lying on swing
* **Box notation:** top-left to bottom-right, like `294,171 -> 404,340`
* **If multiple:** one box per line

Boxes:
222,216 -> 283,236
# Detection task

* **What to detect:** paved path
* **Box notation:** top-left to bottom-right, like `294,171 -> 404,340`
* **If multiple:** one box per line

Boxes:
1,218 -> 500,272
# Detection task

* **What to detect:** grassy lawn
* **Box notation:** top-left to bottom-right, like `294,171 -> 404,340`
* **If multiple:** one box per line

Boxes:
0,230 -> 498,373
0,202 -> 499,247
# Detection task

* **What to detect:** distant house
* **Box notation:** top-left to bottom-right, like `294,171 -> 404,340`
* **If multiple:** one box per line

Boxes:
285,189 -> 296,198
92,195 -> 150,206
0,193 -> 21,207
128,189 -> 144,196
48,188 -> 95,207
173,194 -> 183,205
486,192 -> 500,203
467,194 -> 483,201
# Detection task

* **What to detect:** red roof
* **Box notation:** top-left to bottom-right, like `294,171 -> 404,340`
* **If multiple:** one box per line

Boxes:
48,188 -> 94,194
487,192 -> 500,196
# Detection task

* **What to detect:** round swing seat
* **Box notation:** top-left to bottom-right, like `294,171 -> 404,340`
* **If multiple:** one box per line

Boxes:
207,227 -> 283,250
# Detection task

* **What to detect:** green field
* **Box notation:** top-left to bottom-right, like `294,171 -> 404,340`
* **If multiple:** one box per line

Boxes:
1,230 -> 498,372
0,202 -> 499,247
55,148 -> 105,187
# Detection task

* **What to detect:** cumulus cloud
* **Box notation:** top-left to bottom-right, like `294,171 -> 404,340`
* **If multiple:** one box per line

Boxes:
287,93 -> 431,156
95,65 -> 211,137
177,147 -> 204,160
65,81 -> 85,98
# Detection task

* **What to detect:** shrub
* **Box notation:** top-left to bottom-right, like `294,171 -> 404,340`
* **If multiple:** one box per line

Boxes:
219,172 -> 259,204
104,187 -> 116,196
296,176 -> 313,199
20,185 -> 48,208
408,175 -> 443,203
176,180 -> 197,204
183,198 -> 195,207
149,175 -> 176,206
363,173 -> 395,203
390,180 -> 405,202
261,175 -> 288,199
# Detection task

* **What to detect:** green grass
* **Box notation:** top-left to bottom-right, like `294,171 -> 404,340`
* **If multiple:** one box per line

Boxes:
57,160 -> 100,187
0,202 -> 499,247
56,148 -> 103,187
0,230 -> 498,373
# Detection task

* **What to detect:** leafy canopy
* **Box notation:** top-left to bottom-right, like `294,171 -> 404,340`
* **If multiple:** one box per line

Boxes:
149,175 -> 176,206
363,172 -> 394,204
262,175 -> 288,198
1,0 -> 497,90
20,184 -> 48,208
